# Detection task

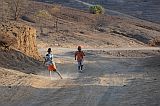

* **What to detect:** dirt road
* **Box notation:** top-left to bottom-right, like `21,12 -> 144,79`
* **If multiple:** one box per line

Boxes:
0,47 -> 160,106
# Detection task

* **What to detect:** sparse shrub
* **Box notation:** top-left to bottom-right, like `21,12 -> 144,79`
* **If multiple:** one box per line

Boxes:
50,5 -> 62,32
50,5 -> 61,14
89,5 -> 105,14
6,0 -> 28,21
35,10 -> 52,19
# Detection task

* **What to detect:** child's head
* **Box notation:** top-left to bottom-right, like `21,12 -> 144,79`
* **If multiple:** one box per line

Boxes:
78,46 -> 81,51
47,48 -> 52,53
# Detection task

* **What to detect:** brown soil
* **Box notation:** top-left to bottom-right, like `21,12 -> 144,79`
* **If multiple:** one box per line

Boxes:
0,48 -> 160,106
8,0 -> 159,48
0,0 -> 160,106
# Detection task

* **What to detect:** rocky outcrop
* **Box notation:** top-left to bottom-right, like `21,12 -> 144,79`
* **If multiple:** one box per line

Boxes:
0,22 -> 40,59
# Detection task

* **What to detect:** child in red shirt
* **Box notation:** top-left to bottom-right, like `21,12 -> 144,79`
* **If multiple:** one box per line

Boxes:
75,46 -> 85,72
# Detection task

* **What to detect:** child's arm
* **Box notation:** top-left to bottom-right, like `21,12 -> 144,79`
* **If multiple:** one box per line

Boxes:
43,57 -> 46,65
44,54 -> 49,65
53,62 -> 57,69
75,52 -> 77,60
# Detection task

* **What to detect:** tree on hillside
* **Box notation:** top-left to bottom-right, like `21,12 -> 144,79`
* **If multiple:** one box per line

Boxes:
89,5 -> 105,14
7,0 -> 28,21
50,6 -> 62,32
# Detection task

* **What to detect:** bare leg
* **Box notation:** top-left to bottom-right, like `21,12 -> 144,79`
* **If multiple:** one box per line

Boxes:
49,71 -> 53,80
55,71 -> 63,79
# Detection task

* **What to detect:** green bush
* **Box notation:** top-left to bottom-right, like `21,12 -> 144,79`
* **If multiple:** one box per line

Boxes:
89,5 -> 105,14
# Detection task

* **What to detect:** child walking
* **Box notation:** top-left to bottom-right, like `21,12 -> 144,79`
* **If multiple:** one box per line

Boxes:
75,46 -> 85,72
44,48 -> 63,79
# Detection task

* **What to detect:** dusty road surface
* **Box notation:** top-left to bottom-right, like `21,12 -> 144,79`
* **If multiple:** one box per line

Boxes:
0,48 -> 160,106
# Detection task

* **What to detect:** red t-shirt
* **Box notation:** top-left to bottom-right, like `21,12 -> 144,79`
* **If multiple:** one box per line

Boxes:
75,51 -> 85,61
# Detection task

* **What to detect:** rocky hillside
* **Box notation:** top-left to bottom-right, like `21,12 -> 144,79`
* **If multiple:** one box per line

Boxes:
23,2 -> 160,48
0,22 -> 40,59
34,0 -> 160,24
0,21 -> 44,74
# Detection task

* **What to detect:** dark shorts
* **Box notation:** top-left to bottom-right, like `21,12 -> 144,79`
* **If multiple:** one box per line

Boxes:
77,60 -> 83,66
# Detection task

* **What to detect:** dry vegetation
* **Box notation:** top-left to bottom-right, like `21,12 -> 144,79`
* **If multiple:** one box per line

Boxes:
12,1 -> 159,49
0,0 -> 160,106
